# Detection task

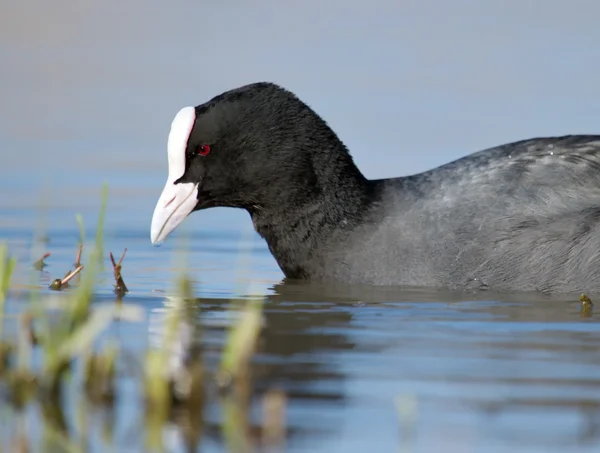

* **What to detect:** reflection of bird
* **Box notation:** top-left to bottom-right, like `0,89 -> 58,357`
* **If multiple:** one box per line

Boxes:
147,297 -> 194,383
151,82 -> 600,294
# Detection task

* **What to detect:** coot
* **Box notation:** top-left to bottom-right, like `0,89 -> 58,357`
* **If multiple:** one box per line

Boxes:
151,82 -> 600,293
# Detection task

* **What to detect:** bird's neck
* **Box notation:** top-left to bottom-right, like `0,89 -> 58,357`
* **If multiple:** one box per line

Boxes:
249,165 -> 374,279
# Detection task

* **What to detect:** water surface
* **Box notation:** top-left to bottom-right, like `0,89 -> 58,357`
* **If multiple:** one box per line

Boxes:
1,175 -> 599,452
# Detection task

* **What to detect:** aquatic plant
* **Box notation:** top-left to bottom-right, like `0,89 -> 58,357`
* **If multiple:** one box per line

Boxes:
0,242 -> 16,329
0,182 -> 281,452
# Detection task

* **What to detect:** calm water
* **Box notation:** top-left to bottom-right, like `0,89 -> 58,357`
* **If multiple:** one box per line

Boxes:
1,162 -> 599,453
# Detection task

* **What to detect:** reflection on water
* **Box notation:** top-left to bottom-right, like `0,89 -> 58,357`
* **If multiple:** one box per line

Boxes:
2,216 -> 600,453
260,283 -> 600,450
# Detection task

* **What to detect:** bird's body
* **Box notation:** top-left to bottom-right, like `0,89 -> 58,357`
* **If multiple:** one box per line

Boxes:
151,82 -> 600,294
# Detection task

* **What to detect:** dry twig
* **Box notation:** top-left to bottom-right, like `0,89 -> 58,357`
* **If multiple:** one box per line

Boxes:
109,249 -> 128,295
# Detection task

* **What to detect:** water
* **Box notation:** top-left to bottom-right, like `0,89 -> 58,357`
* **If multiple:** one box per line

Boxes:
3,2 -> 600,451
1,170 -> 599,452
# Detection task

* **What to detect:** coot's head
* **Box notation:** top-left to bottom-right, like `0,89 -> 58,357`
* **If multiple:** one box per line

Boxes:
150,82 -> 361,245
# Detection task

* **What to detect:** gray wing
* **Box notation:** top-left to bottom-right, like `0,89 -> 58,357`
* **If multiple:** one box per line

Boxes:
363,135 -> 600,292
420,135 -> 600,202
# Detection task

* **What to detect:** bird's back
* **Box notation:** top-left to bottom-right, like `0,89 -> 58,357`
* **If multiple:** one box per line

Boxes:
328,135 -> 600,293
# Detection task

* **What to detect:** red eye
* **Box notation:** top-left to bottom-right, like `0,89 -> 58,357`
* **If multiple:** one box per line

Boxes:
198,144 -> 211,156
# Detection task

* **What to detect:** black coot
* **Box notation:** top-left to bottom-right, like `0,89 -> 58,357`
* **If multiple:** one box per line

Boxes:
151,82 -> 600,293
